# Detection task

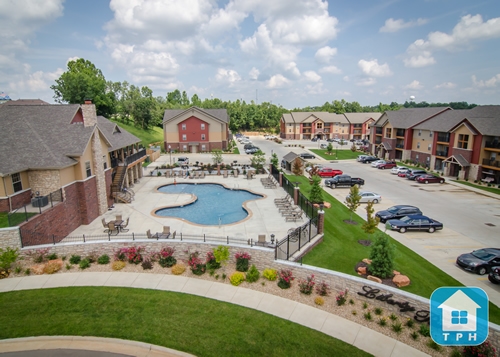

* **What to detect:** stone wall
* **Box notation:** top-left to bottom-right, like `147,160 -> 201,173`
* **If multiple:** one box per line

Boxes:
0,227 -> 21,250
28,170 -> 60,197
91,131 -> 108,215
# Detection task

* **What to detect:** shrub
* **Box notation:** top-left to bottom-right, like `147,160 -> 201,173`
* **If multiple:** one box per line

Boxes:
410,331 -> 419,340
187,251 -> 206,275
314,297 -> 324,306
362,302 -> 368,309
24,268 -> 31,275
47,252 -> 58,260
158,247 -> 177,268
426,340 -> 441,352
141,259 -> 153,270
391,322 -> 403,334
229,271 -> 245,286
277,269 -> 294,289
212,246 -> 230,268
28,248 -> 50,263
43,261 -> 61,274
205,251 -> 220,270
315,281 -> 330,296
114,246 -> 144,264
86,251 -> 99,263
405,318 -> 415,328
171,263 -> 186,275
298,274 -> 316,295
374,307 -> 383,315
79,258 -> 91,270
349,299 -> 354,305
462,341 -> 496,357
245,264 -> 260,283
112,261 -> 126,271
263,268 -> 278,281
97,255 -> 110,265
69,255 -> 81,265
378,318 -> 387,326
363,312 -> 372,320
0,247 -> 19,273
389,313 -> 398,321
65,263 -> 71,270
369,234 -> 394,279
336,288 -> 349,306
235,252 -> 251,272
418,324 -> 430,337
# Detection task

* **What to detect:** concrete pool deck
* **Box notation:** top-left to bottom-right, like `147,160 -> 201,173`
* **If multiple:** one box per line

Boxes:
68,161 -> 303,243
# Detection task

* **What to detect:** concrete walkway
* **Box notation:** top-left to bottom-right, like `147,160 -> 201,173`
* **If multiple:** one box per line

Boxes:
0,273 -> 429,357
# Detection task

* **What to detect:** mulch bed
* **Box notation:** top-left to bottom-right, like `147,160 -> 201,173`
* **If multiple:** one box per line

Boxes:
343,219 -> 358,225
357,239 -> 372,246
354,261 -> 398,289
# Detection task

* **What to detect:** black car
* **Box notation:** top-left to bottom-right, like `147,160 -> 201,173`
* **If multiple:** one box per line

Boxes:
375,205 -> 422,223
385,214 -> 443,233
456,248 -> 500,275
299,153 -> 316,159
311,137 -> 319,142
359,156 -> 379,163
488,267 -> 500,284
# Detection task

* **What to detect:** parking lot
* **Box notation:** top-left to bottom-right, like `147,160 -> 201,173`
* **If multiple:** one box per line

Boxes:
244,136 -> 500,304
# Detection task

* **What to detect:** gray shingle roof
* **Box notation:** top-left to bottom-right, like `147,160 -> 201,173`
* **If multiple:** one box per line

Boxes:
413,110 -> 469,131
376,107 -> 451,129
163,107 -> 229,124
343,112 -> 382,124
283,152 -> 299,163
96,116 -> 141,152
464,105 -> 500,136
282,112 -> 350,124
0,104 -> 93,176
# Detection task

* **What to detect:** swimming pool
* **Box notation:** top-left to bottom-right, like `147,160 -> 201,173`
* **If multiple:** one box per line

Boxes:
155,183 -> 263,225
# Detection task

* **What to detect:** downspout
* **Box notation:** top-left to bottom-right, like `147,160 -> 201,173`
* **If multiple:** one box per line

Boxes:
2,175 -> 12,212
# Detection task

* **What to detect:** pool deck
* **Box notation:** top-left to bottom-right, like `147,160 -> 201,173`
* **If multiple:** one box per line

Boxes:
68,164 -> 303,243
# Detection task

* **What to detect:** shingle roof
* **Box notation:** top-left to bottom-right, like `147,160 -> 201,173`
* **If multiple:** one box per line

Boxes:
343,112 -> 382,124
163,107 -> 229,124
282,112 -> 349,124
413,110 -> 469,131
96,116 -> 141,152
283,152 -> 299,163
377,107 -> 451,129
0,104 -> 94,176
464,105 -> 500,136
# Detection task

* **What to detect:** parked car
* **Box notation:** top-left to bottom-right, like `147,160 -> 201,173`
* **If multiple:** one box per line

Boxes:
397,169 -> 412,178
244,143 -> 255,149
406,169 -> 427,180
488,267 -> 500,284
456,248 -> 500,275
299,153 -> 316,159
359,156 -> 379,164
316,168 -> 343,178
371,160 -> 386,168
305,164 -> 324,173
386,214 -> 443,233
416,174 -> 445,184
375,205 -> 423,223
311,137 -> 319,142
245,147 -> 260,154
324,174 -> 364,188
357,155 -> 369,162
177,157 -> 189,165
346,191 -> 382,203
391,166 -> 407,175
377,161 -> 398,170
320,143 -> 328,149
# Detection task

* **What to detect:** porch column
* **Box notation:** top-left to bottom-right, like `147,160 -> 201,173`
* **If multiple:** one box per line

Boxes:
317,208 -> 325,234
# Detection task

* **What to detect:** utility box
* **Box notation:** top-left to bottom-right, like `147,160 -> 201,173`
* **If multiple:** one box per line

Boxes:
32,196 -> 49,207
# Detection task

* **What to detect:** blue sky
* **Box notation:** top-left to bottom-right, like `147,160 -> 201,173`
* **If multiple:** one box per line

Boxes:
1,0 -> 499,109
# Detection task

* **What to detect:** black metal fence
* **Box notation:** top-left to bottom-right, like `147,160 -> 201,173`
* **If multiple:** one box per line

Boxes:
7,189 -> 63,227
275,217 -> 318,260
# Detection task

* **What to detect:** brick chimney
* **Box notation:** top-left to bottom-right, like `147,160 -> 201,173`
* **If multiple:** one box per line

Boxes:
81,99 -> 97,127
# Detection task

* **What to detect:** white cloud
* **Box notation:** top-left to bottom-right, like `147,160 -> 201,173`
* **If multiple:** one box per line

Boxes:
319,65 -> 342,74
303,71 -> 321,82
380,18 -> 428,33
249,67 -> 260,80
304,82 -> 327,95
435,82 -> 457,89
404,80 -> 423,90
315,46 -> 338,64
404,51 -> 436,68
356,77 -> 376,86
358,59 -> 392,77
215,68 -> 241,86
267,74 -> 290,88
472,74 -> 500,88
343,76 -> 350,82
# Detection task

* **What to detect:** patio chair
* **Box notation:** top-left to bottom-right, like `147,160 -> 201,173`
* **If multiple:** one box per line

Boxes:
146,229 -> 159,240
258,234 -> 266,245
286,211 -> 304,222
200,171 -> 205,179
274,195 -> 290,203
165,170 -> 170,178
171,230 -> 176,239
101,218 -> 108,230
223,170 -> 228,178
115,214 -> 122,221
119,217 -> 129,232
107,222 -> 119,236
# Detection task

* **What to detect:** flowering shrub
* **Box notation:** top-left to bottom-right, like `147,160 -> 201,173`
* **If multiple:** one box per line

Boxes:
462,341 -> 496,357
187,251 -> 206,275
235,252 -> 251,272
314,297 -> 324,306
27,248 -> 51,263
206,251 -> 221,270
263,268 -> 278,281
158,247 -> 177,268
315,281 -> 331,296
171,263 -> 186,275
277,269 -> 294,289
112,261 -> 126,271
229,271 -> 245,286
336,288 -> 349,306
114,246 -> 144,264
298,274 -> 315,295
141,258 -> 153,270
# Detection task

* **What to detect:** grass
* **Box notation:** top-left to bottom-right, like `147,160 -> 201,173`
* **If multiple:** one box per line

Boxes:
0,212 -> 37,228
310,149 -> 361,160
453,180 -> 500,195
0,287 -> 371,357
110,118 -> 164,147
288,174 -> 500,324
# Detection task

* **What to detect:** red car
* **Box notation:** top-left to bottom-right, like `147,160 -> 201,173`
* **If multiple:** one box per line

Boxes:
316,168 -> 343,178
416,174 -> 445,184
397,169 -> 411,178
377,161 -> 397,170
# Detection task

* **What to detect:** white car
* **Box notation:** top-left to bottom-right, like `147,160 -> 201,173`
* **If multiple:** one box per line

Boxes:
391,166 -> 407,175
346,191 -> 382,204
305,164 -> 324,173
177,157 -> 189,165
371,160 -> 386,168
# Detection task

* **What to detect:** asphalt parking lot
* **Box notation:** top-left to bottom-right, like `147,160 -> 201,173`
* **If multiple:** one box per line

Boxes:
245,136 -> 500,305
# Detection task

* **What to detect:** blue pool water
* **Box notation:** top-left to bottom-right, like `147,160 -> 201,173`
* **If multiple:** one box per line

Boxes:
155,183 -> 263,225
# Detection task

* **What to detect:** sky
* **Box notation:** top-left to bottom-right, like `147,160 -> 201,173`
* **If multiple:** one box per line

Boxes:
1,0 -> 500,109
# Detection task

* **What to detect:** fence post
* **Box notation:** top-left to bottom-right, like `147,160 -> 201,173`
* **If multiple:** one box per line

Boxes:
203,234 -> 206,242
132,233 -> 135,241
52,235 -> 56,245
83,234 -> 86,243
287,236 -> 290,260
180,233 -> 182,241
108,232 -> 111,241
227,236 -> 229,244
274,245 -> 277,260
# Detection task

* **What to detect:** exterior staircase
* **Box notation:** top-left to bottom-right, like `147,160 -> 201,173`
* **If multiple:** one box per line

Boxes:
112,166 -> 134,203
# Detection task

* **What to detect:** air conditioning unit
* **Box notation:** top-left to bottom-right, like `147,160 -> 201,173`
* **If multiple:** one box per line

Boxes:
32,196 -> 49,207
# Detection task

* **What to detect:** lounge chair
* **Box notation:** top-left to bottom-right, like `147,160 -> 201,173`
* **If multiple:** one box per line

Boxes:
119,217 -> 129,232
285,211 -> 304,222
171,230 -> 176,239
274,195 -> 290,203
146,229 -> 159,240
223,171 -> 228,178
200,171 -> 205,179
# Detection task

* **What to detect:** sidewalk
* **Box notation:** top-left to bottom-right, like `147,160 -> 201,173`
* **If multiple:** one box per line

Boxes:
0,272 -> 429,357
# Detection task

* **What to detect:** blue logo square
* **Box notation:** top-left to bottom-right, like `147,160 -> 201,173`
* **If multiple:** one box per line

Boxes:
430,287 -> 489,346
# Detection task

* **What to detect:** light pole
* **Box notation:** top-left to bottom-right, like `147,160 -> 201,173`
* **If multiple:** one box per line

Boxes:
168,145 -> 172,166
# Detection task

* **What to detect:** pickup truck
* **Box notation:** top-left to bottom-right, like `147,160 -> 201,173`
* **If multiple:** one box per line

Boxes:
324,175 -> 365,188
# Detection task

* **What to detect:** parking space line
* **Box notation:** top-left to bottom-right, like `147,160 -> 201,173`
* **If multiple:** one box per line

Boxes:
424,245 -> 484,249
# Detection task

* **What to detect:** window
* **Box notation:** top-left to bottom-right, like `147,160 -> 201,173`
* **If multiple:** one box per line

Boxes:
182,145 -> 188,151
182,124 -> 186,130
201,123 -> 205,130
451,310 -> 468,325
201,134 -> 206,140
417,142 -> 420,149
182,134 -> 187,141
201,144 -> 206,151
458,134 -> 469,149
103,155 -> 107,170
85,161 -> 91,178
316,122 -> 323,129
12,173 -> 22,192
428,144 -> 431,151
430,131 -> 433,137
416,155 -> 419,160
385,128 -> 392,138
418,130 -> 422,136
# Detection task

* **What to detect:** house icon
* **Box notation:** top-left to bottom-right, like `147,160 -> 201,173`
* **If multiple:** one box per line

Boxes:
438,289 -> 480,332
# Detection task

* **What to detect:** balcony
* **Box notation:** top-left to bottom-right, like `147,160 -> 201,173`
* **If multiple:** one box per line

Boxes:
396,129 -> 405,137
437,133 -> 450,143
482,159 -> 500,168
375,139 -> 382,145
436,151 -> 449,157
395,140 -> 404,149
485,141 -> 500,149
125,149 -> 147,166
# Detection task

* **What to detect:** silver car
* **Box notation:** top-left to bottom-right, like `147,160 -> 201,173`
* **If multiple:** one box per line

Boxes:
346,191 -> 382,204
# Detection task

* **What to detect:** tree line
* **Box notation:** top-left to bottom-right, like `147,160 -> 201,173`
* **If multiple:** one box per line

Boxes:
50,58 -> 477,133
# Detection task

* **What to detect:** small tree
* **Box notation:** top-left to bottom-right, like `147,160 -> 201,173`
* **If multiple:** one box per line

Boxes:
369,234 -> 395,279
212,149 -> 223,165
292,158 -> 303,176
345,185 -> 361,223
213,246 -> 230,271
326,142 -> 333,155
270,153 -> 279,168
361,201 -> 379,236
250,150 -> 266,172
309,175 -> 324,204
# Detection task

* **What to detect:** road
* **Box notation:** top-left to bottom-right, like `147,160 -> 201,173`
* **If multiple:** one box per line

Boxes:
242,135 -> 500,305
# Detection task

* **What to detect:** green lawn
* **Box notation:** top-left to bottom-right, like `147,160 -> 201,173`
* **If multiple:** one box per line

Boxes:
110,119 -> 164,147
0,287 -> 371,357
289,174 -> 500,324
0,212 -> 37,228
310,149 -> 361,160
453,180 -> 500,195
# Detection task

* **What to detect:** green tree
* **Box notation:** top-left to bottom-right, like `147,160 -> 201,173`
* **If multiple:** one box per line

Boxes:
345,185 -> 361,224
309,175 -> 324,204
212,149 -> 223,165
51,58 -> 115,117
213,246 -> 230,269
369,234 -> 395,279
270,153 -> 279,168
250,150 -> 266,171
361,201 -> 380,236
326,142 -> 333,155
292,158 -> 303,176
